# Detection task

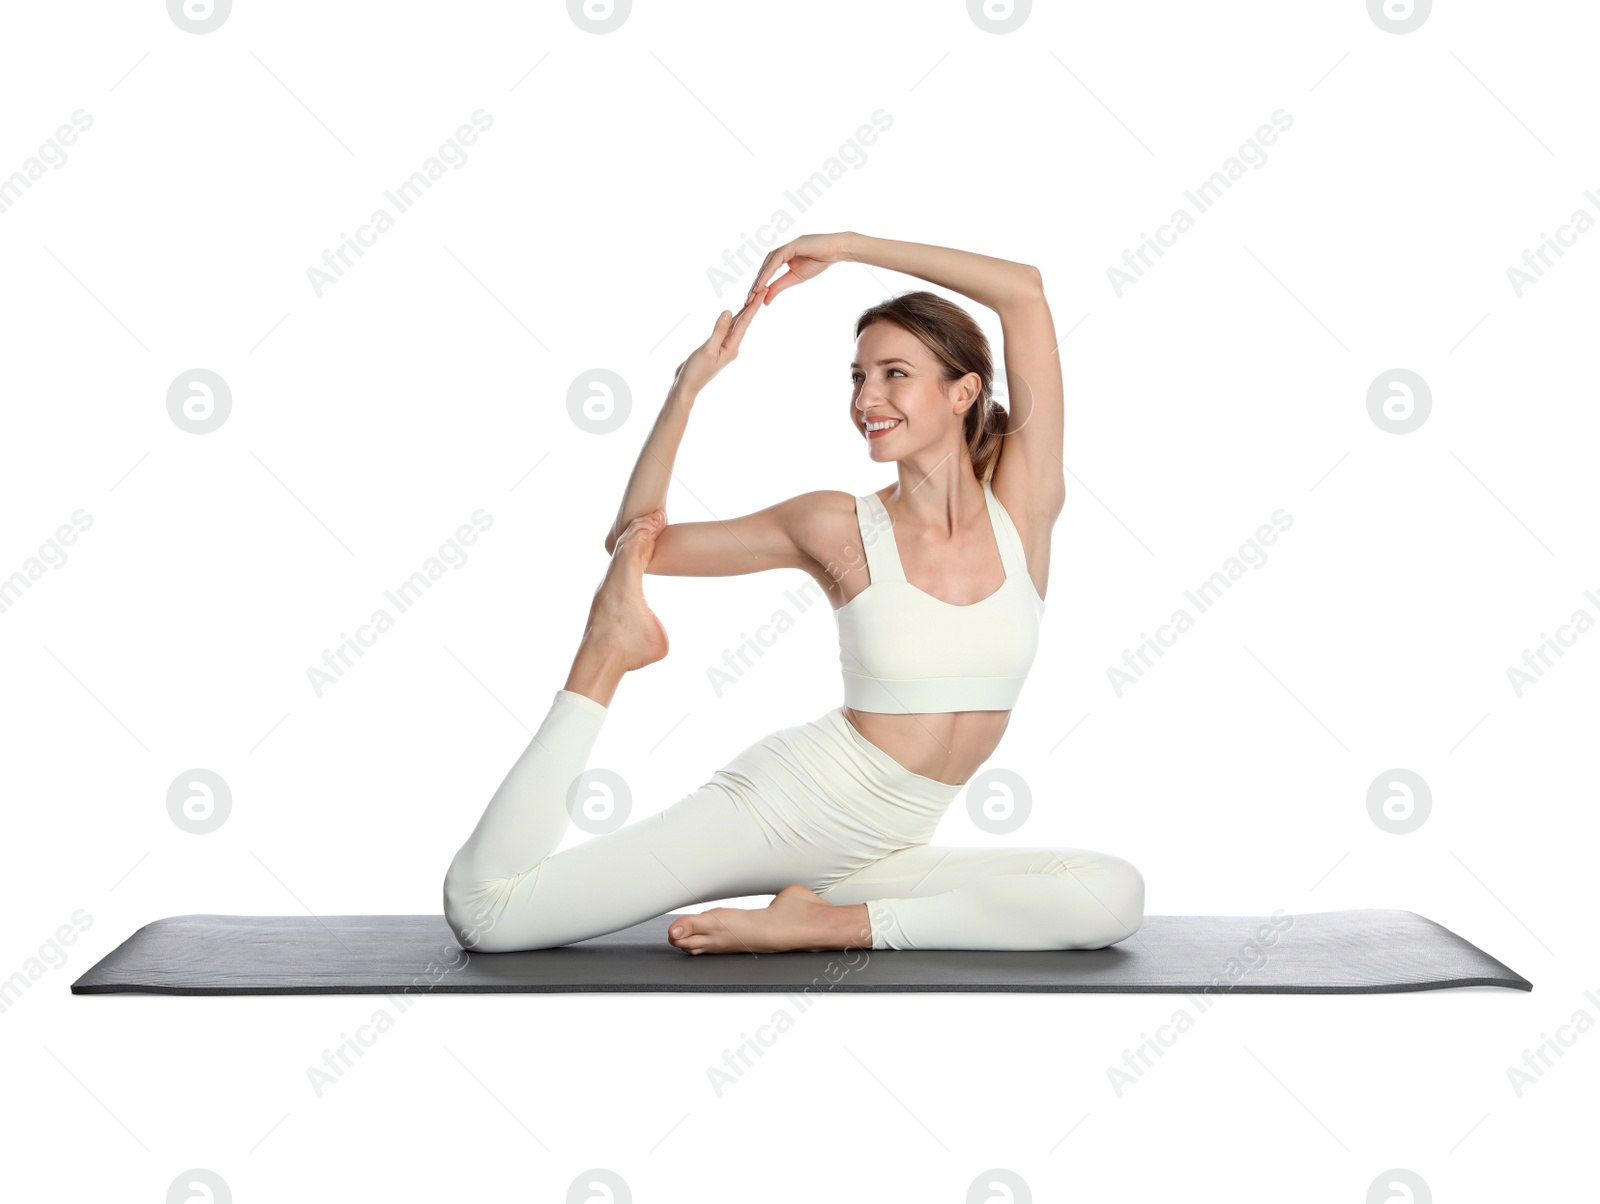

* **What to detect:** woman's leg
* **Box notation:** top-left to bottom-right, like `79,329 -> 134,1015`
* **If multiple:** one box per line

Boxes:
668,844 -> 1143,954
813,844 -> 1146,952
443,711 -> 840,952
441,509 -> 803,952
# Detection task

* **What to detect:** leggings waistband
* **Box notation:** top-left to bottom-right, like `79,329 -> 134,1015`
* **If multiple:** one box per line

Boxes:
818,706 -> 966,808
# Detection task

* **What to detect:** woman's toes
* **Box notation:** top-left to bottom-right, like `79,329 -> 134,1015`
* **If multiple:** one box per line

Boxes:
668,918 -> 713,953
668,912 -> 711,944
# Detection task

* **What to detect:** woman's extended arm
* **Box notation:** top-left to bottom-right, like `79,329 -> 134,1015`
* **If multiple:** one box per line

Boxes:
840,232 -> 1040,313
602,380 -> 694,555
602,289 -> 766,554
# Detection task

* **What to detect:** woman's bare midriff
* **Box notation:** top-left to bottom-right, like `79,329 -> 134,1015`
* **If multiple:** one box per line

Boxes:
842,705 -> 1010,786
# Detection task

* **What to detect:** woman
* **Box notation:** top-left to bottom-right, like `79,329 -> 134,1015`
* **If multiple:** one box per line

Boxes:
442,231 -> 1144,956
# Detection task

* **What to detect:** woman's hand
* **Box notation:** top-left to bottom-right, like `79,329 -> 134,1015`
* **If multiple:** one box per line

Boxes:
670,285 -> 767,396
745,232 -> 854,307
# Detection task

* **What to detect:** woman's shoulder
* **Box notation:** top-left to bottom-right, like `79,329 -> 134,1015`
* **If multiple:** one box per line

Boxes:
780,487 -> 866,515
778,490 -> 877,597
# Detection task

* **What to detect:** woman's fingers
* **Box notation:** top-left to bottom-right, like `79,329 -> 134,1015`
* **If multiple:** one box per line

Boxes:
719,286 -> 765,353
731,285 -> 765,333
746,234 -> 844,306
746,248 -> 776,297
746,241 -> 793,303
701,307 -> 733,349
763,270 -> 803,305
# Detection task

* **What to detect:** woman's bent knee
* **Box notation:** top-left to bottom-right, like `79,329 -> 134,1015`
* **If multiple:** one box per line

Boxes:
1089,855 -> 1145,946
443,862 -> 590,954
442,864 -> 516,954
1055,852 -> 1144,949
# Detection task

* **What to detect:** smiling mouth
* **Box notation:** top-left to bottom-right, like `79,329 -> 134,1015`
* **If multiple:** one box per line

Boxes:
864,417 -> 901,439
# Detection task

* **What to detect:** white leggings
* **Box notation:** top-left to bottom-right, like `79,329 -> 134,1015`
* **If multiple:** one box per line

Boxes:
442,689 -> 1145,954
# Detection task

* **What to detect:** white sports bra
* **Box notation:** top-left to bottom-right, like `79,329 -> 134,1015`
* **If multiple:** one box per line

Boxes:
834,479 -> 1046,714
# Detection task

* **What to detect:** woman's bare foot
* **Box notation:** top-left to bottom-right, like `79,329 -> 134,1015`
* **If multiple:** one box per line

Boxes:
587,510 -> 670,670
564,510 -> 669,706
666,884 -> 873,954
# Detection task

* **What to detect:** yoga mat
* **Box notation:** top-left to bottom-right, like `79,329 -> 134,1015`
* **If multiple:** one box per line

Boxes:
71,909 -> 1530,995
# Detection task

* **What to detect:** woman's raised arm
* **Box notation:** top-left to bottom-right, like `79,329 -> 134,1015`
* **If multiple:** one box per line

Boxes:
754,231 -> 1038,313
602,286 -> 768,554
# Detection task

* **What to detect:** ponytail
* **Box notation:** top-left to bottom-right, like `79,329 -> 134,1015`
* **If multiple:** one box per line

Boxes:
965,393 -> 1008,484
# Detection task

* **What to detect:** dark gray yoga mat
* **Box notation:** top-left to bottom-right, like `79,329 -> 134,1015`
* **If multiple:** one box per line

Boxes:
72,909 -> 1529,995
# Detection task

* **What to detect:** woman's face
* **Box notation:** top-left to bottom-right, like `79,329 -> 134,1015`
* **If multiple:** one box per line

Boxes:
850,322 -> 970,463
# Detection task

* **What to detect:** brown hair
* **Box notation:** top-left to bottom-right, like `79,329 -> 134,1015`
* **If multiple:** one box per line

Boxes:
852,290 -> 1008,483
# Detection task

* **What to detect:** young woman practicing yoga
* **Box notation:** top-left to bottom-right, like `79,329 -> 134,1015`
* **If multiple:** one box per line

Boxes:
442,231 -> 1145,955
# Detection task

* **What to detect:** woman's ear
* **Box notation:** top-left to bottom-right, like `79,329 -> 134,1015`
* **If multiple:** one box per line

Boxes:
949,371 -> 984,418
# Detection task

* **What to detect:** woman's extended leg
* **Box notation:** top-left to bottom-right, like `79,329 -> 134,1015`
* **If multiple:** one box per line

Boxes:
443,724 -> 844,952
815,844 -> 1146,951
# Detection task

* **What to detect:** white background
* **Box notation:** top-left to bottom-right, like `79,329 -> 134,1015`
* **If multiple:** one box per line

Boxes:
2,0 -> 1594,1199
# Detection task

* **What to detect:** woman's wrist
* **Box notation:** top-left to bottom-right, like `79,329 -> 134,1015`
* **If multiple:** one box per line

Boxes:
841,231 -> 865,263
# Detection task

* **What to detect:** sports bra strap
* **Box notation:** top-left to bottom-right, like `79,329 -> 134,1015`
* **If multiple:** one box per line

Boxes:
855,492 -> 905,584
982,480 -> 1032,581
